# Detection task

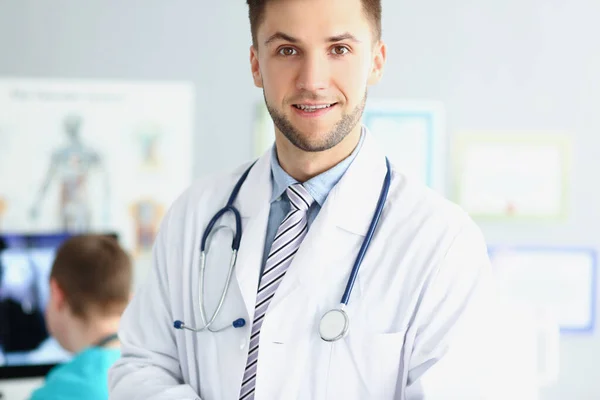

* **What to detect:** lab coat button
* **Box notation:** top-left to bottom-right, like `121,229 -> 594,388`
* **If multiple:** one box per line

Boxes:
240,340 -> 246,350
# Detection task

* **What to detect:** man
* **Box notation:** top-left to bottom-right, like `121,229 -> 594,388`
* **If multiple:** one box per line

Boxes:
29,235 -> 132,400
109,0 -> 501,399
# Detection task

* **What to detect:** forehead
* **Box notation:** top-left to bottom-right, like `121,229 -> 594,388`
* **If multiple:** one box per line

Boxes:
259,0 -> 372,43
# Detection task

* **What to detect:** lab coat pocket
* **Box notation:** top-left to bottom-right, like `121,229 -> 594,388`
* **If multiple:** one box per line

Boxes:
326,331 -> 405,400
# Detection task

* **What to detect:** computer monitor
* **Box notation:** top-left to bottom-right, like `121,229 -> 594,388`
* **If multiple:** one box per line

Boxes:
0,232 -> 117,380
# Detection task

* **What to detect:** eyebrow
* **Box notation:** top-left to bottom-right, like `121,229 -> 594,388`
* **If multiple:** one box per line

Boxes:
264,32 -> 297,46
327,33 -> 361,43
264,31 -> 361,46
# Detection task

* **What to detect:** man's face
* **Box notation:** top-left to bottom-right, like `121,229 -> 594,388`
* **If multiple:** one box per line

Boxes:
250,0 -> 385,152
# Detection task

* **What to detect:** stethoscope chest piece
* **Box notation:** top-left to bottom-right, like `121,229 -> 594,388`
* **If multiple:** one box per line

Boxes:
319,308 -> 349,342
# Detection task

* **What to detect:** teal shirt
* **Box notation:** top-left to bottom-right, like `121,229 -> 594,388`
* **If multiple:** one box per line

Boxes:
29,347 -> 120,400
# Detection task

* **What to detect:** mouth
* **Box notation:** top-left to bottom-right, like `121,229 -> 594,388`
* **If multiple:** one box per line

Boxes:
292,103 -> 337,112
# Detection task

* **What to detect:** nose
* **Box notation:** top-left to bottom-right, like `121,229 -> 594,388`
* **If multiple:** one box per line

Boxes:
296,53 -> 329,92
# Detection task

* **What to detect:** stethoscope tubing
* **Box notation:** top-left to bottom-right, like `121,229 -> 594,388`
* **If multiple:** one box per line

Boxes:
340,157 -> 391,305
176,157 -> 391,340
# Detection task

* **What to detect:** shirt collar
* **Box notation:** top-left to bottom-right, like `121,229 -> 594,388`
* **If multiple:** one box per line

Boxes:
269,126 -> 366,206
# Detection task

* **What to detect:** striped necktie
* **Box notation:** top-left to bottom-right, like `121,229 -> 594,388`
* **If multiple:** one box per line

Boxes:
239,183 -> 314,400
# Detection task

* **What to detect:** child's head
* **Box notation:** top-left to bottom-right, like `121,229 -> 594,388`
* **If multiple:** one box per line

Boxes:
45,234 -> 132,352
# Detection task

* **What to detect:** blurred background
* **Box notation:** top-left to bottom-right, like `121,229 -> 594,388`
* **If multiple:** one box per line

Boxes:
0,0 -> 599,399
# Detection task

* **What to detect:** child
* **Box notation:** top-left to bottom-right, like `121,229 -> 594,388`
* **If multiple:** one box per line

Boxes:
30,234 -> 132,400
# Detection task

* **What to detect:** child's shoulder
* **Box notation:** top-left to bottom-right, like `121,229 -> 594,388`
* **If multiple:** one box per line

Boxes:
73,346 -> 121,372
29,348 -> 120,400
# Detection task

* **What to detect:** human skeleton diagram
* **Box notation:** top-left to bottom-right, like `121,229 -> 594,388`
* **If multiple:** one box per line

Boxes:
30,115 -> 110,233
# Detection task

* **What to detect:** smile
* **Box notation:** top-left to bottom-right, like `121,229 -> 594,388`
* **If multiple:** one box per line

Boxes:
292,103 -> 337,112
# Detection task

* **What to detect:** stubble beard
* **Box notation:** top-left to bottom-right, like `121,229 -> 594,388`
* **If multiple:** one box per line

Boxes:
264,91 -> 367,152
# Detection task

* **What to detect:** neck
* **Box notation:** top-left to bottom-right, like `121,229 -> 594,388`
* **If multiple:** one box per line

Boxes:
69,315 -> 121,353
275,124 -> 362,182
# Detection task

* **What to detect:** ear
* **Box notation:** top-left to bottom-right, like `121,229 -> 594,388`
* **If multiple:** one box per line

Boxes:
250,45 -> 264,88
368,40 -> 387,85
49,278 -> 66,311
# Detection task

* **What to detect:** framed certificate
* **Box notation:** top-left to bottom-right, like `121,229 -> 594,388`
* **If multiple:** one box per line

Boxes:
362,100 -> 446,194
453,133 -> 571,220
489,246 -> 596,334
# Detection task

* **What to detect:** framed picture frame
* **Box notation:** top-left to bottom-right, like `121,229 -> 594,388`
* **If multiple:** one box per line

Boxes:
452,132 -> 571,221
488,246 -> 596,334
362,99 -> 447,194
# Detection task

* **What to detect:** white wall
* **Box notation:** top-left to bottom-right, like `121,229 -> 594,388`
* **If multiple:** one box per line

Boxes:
1,0 -> 599,399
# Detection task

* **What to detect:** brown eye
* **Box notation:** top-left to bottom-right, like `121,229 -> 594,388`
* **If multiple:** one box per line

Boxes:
278,47 -> 297,56
331,46 -> 349,55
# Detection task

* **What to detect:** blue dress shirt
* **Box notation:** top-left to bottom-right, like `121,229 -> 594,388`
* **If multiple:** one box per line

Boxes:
261,129 -> 365,270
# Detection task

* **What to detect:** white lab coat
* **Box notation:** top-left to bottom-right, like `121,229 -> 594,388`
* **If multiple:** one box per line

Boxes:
109,131 -> 505,400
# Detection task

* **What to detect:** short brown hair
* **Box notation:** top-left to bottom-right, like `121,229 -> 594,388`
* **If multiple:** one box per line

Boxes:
50,235 -> 132,320
246,0 -> 382,47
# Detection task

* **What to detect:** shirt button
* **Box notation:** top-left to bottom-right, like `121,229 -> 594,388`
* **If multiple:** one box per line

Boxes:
240,340 -> 246,350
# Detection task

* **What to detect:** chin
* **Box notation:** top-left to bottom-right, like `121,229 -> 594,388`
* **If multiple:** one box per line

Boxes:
288,129 -> 348,152
295,125 -> 332,139
290,116 -> 338,133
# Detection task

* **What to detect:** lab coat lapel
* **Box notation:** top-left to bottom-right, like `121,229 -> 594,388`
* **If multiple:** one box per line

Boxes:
233,151 -> 273,322
329,129 -> 390,237
266,129 -> 389,318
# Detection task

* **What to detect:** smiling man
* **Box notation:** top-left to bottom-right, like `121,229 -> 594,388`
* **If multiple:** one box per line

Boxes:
109,1 -> 501,399
250,0 -> 384,182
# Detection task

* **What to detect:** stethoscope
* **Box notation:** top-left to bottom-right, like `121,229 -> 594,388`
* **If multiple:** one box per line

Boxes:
174,157 -> 391,342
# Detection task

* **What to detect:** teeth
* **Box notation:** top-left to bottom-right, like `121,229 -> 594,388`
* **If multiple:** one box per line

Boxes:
296,104 -> 333,111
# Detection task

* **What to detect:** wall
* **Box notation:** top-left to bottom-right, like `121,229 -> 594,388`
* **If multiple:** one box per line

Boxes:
1,0 -> 599,399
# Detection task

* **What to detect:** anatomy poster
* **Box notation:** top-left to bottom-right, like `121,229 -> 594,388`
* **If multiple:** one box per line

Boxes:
0,78 -> 195,256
